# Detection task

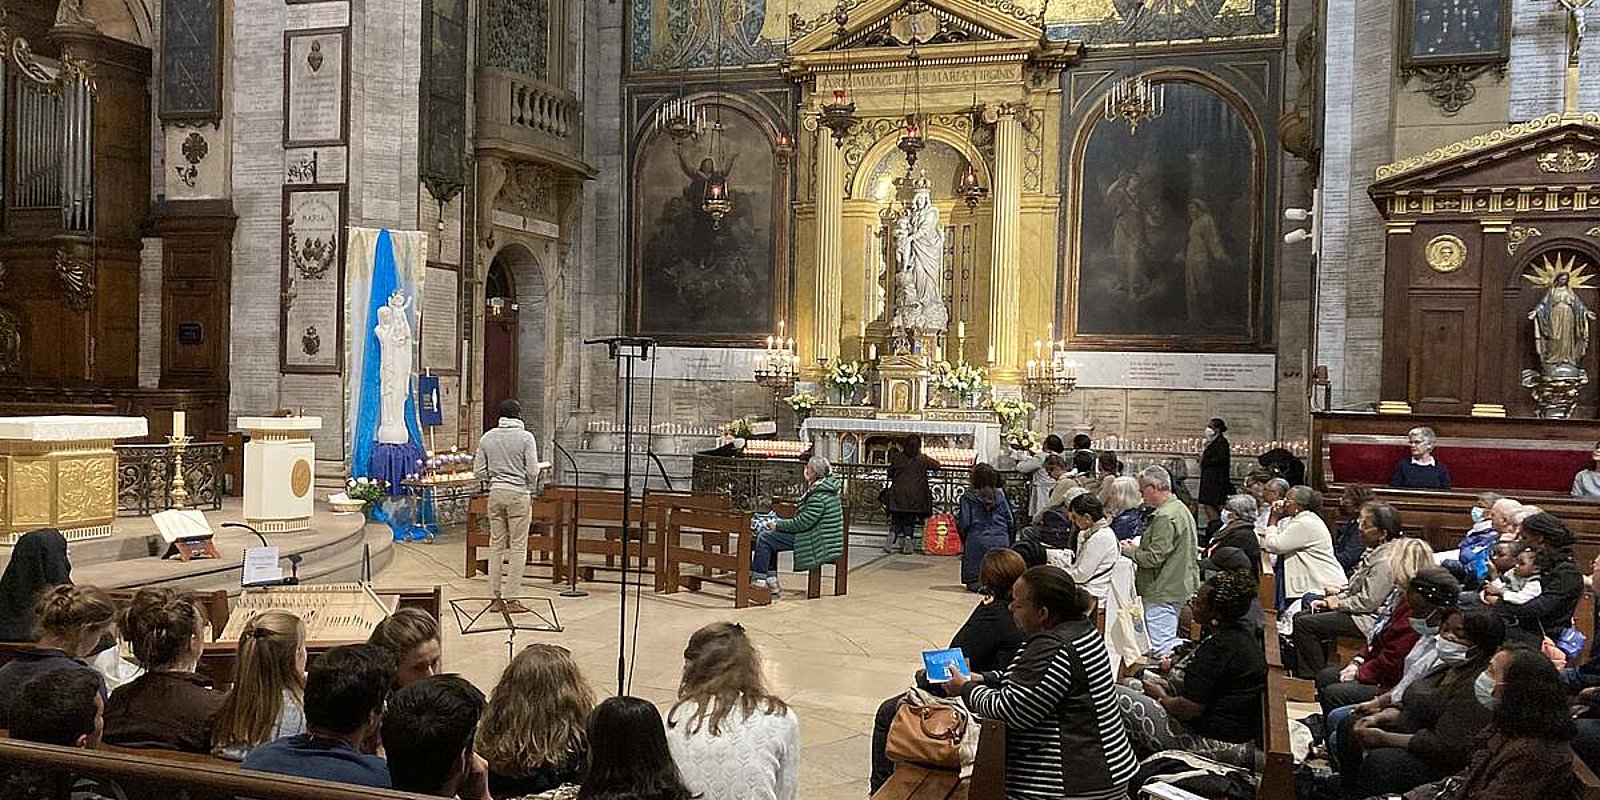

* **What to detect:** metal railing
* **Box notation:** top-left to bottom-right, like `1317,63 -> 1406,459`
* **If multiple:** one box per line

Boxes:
115,442 -> 227,515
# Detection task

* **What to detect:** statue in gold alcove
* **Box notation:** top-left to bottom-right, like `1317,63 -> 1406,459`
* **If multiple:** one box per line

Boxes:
1521,251 -> 1596,419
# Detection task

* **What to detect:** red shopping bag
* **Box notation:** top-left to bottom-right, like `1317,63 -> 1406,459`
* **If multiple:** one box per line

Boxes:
923,513 -> 962,556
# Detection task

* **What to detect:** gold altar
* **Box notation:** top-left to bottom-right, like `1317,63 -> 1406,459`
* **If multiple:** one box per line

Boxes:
784,1 -> 1080,383
0,416 -> 149,544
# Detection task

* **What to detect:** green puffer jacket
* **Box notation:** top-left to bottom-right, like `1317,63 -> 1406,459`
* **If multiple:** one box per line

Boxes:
776,474 -> 846,572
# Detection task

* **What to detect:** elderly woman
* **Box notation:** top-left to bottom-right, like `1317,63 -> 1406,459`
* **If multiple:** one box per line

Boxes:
1101,475 -> 1145,542
1391,426 -> 1451,490
1204,494 -> 1262,578
1260,485 -> 1347,612
1574,442 -> 1600,499
751,455 -> 844,600
1290,501 -> 1405,677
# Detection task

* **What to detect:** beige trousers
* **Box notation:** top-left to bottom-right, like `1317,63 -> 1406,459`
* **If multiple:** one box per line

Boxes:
486,488 -> 531,598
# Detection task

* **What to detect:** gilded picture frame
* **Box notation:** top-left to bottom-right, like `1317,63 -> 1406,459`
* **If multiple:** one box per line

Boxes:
1399,0 -> 1511,70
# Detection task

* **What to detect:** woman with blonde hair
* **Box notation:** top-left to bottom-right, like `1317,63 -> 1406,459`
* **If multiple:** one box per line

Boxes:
478,643 -> 596,798
665,622 -> 798,800
212,610 -> 308,760
367,607 -> 442,688
1102,475 -> 1146,542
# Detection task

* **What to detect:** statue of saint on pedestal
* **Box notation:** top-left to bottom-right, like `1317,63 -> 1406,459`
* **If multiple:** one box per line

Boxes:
375,291 -> 414,444
1529,268 -> 1595,371
891,187 -> 948,333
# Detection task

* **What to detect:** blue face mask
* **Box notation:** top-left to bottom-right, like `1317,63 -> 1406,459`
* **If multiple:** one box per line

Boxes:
1410,617 -> 1438,637
1474,672 -> 1499,709
1470,507 -> 1487,525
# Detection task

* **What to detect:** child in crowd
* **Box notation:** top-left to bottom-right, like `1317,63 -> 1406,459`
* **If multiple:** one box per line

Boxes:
1482,546 -> 1544,606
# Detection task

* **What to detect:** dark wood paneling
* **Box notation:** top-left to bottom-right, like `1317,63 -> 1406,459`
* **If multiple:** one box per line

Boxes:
156,201 -> 237,389
1407,293 -> 1477,412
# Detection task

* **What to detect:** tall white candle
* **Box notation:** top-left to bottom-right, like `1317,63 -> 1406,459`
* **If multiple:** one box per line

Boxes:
172,410 -> 186,439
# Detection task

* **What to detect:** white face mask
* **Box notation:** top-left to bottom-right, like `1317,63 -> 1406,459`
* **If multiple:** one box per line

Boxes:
1436,638 -> 1470,665
1474,672 -> 1499,709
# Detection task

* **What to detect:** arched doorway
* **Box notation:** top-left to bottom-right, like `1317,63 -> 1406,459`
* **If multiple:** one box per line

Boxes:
482,257 -> 518,431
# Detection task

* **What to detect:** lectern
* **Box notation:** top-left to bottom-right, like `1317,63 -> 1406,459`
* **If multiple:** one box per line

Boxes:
238,416 -> 322,533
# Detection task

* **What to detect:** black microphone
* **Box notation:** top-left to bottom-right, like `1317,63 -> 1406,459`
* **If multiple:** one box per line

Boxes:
221,521 -> 268,549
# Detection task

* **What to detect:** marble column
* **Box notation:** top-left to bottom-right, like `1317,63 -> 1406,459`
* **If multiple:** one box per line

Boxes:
988,107 -> 1023,380
814,129 -> 844,367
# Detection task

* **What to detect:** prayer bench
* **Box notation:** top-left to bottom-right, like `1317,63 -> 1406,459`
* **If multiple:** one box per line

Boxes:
871,717 -> 1006,800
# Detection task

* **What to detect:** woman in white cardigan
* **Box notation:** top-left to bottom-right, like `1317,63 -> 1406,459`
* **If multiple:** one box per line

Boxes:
665,622 -> 799,800
1058,492 -> 1146,672
1261,485 -> 1348,604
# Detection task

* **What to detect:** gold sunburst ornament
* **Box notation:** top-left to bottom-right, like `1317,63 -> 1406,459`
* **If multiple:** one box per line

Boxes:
1524,250 -> 1597,289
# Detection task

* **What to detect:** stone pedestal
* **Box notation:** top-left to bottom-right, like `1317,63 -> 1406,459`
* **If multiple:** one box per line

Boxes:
0,416 -> 149,544
238,416 -> 323,533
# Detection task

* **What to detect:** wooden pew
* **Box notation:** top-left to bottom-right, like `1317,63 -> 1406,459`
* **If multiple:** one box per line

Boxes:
768,500 -> 852,599
871,717 -> 1006,800
1258,670 -> 1298,800
0,738 -> 435,800
645,492 -> 735,593
463,492 -> 564,582
660,506 -> 762,607
550,486 -> 659,585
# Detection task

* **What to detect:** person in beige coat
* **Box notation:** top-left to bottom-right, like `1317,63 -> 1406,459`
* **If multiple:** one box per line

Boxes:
1261,486 -> 1347,605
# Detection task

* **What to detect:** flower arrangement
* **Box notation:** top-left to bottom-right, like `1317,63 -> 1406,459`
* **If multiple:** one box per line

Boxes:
824,360 -> 867,391
783,392 -> 822,422
991,397 -> 1036,431
723,418 -> 755,438
1003,427 -> 1043,452
933,361 -> 988,405
345,476 -> 389,505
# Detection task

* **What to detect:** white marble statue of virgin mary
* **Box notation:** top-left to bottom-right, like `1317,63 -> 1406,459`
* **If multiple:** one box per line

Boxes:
892,188 -> 948,332
375,292 -> 414,444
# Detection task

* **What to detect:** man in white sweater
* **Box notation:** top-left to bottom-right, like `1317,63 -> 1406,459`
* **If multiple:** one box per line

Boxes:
473,399 -> 541,612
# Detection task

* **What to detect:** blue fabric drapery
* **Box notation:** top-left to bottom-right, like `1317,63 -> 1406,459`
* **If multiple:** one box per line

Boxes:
350,230 -> 425,493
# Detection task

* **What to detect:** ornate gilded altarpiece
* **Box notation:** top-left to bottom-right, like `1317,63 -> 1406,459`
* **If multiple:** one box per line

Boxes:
1369,113 -> 1600,416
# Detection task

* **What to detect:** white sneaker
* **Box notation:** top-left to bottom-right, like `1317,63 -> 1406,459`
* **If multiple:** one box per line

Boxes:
765,575 -> 781,601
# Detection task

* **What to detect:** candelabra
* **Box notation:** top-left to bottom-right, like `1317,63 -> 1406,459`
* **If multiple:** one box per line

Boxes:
1024,336 -> 1079,409
1103,74 -> 1165,134
754,330 -> 799,420
167,433 -> 193,510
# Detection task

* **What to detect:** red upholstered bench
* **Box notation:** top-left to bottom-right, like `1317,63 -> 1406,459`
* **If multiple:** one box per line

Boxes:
1324,434 -> 1592,493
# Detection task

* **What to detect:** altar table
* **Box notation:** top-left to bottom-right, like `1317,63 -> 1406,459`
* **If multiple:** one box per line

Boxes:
799,415 -> 1003,465
0,415 -> 149,544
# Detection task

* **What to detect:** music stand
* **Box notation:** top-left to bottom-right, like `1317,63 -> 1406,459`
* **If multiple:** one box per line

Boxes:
448,597 -> 562,662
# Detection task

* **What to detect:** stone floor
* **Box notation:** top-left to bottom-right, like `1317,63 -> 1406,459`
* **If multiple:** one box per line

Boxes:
378,534 -> 983,798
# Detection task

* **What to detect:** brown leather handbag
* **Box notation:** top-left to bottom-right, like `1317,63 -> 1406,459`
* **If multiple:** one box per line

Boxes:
884,703 -> 968,769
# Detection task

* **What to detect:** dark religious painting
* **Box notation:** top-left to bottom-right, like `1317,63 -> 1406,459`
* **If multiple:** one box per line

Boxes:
634,104 -> 775,339
159,0 -> 223,121
1074,81 -> 1258,339
421,0 -> 468,202
1401,0 -> 1510,67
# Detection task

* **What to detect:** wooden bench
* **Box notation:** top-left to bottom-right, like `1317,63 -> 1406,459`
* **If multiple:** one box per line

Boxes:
463,492 -> 565,581
871,717 -> 1006,800
660,506 -> 763,607
770,500 -> 852,599
0,737 -> 434,800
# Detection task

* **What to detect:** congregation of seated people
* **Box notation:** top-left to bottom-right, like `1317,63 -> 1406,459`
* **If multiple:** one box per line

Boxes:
7,435 -> 1600,800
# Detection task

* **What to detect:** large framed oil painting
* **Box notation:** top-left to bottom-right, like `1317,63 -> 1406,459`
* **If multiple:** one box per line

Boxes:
632,101 -> 778,342
1400,0 -> 1510,70
1070,78 -> 1261,343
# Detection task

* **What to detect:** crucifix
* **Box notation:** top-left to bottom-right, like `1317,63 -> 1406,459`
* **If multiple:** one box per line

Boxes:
1551,0 -> 1596,114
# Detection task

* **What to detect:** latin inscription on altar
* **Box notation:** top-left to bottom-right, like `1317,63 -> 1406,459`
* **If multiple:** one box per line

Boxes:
285,29 -> 348,147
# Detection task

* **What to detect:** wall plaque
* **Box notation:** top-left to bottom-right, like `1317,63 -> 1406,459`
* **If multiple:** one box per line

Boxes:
159,0 -> 223,122
421,265 -> 460,374
284,29 -> 349,148
281,185 -> 347,373
422,0 -> 469,203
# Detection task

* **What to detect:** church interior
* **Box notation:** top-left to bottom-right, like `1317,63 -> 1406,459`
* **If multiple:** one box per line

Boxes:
6,0 -> 1600,797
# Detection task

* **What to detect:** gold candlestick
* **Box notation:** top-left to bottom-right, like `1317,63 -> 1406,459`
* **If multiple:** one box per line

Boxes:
167,434 -> 193,510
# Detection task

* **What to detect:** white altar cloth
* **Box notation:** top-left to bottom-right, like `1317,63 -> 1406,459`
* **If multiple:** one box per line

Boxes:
0,415 -> 148,441
799,416 -> 1002,464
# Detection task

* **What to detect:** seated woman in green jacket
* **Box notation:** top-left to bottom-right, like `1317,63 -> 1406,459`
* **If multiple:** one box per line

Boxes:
751,455 -> 845,601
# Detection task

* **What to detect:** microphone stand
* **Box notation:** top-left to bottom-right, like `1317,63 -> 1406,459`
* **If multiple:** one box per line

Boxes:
585,335 -> 654,695
551,441 -> 587,598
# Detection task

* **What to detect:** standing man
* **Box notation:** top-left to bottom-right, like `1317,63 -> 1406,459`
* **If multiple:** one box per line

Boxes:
474,399 -> 541,613
1120,465 -> 1200,659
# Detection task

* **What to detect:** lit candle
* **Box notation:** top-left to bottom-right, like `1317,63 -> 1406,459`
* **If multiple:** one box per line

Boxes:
1026,359 -> 1037,378
957,320 -> 966,339
868,344 -> 877,360
935,345 -> 944,362
767,335 -> 775,351
1046,323 -> 1053,341
859,321 -> 867,341
833,88 -> 847,104
172,410 -> 186,440
987,345 -> 996,364
1034,339 -> 1043,358
786,337 -> 794,352
778,319 -> 785,337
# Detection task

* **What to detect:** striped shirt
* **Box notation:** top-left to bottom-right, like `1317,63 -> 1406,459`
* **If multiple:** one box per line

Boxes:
963,620 -> 1138,800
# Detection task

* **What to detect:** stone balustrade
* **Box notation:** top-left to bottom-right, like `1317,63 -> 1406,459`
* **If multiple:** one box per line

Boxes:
477,68 -> 583,160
